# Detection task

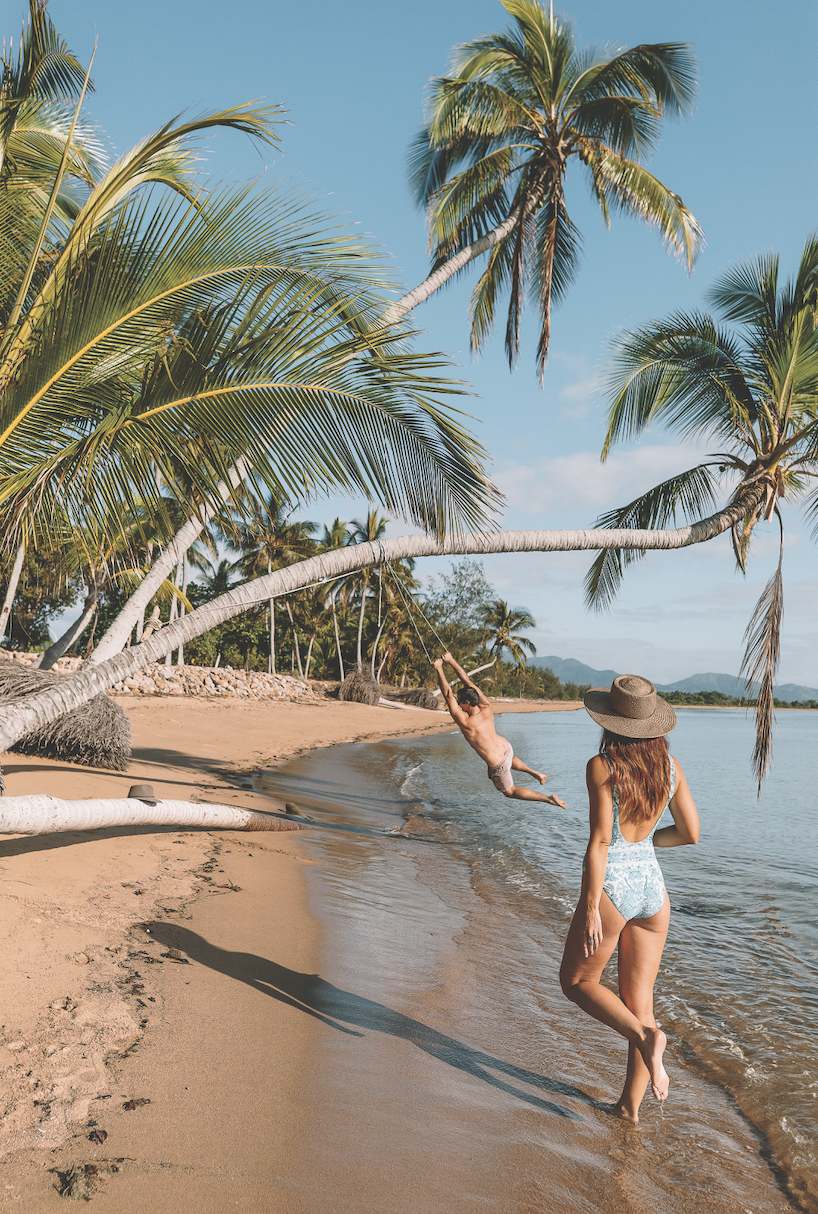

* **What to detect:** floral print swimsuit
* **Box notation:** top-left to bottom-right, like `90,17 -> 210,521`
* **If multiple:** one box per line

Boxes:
602,759 -> 675,921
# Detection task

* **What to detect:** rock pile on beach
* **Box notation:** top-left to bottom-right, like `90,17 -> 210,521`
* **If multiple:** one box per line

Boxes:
0,649 -> 323,702
110,663 -> 323,702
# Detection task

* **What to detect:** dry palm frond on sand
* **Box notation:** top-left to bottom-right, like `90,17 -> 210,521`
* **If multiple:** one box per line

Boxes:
0,664 -> 132,779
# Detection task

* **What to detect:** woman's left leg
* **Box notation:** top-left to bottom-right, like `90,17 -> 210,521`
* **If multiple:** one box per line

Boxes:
560,888 -> 669,1104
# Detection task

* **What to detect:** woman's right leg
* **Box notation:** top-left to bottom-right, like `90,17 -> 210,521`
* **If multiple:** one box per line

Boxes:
614,895 -> 670,1120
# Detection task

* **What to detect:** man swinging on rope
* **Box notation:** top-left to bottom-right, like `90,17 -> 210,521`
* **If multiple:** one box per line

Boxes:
434,653 -> 566,807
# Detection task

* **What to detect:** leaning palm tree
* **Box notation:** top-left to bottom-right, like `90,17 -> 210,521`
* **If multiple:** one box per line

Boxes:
0,501 -> 769,772
319,518 -> 351,680
481,598 -> 537,665
349,511 -> 389,669
585,234 -> 818,790
392,0 -> 702,376
229,494 -> 317,674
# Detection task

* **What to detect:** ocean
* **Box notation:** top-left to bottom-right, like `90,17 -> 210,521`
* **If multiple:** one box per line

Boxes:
258,706 -> 816,1213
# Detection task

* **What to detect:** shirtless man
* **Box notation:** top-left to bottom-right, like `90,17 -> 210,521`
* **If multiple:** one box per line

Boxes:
433,652 -> 566,807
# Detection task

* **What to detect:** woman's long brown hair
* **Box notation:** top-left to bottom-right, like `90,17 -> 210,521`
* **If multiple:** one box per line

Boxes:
600,731 -> 671,823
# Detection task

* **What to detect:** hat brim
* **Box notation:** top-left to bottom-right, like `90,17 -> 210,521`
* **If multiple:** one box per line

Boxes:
583,687 -> 676,738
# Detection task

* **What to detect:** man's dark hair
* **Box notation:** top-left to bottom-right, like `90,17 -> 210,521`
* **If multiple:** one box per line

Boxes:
456,686 -> 480,707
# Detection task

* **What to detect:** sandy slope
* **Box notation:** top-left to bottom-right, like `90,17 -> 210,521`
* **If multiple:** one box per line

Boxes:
0,694 -> 563,1209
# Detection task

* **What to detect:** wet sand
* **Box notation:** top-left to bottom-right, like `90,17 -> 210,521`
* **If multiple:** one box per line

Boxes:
262,738 -> 800,1214
0,693 -> 791,1213
0,696 -> 467,1210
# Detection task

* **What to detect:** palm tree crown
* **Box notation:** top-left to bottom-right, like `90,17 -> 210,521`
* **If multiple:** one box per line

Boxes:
404,0 -> 703,377
588,234 -> 818,788
481,598 -> 536,664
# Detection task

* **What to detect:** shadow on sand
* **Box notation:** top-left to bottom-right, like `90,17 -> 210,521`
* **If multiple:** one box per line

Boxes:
149,920 -> 599,1120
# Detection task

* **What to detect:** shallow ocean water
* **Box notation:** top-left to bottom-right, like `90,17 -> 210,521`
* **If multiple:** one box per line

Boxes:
258,706 -> 816,1212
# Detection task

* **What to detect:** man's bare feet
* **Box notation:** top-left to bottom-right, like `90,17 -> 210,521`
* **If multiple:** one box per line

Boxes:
547,794 -> 566,809
535,771 -> 548,784
639,1027 -> 669,1101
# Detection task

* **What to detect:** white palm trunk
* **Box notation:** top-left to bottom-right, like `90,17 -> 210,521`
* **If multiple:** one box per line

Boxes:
0,541 -> 26,643
383,208 -> 523,326
0,795 -> 305,834
39,583 -> 99,670
89,460 -> 246,665
176,553 -> 188,666
331,588 -> 344,681
0,485 -> 762,757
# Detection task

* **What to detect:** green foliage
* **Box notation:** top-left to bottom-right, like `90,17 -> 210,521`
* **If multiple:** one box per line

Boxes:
410,1 -> 702,375
0,543 -> 79,649
662,689 -> 817,710
594,233 -> 818,787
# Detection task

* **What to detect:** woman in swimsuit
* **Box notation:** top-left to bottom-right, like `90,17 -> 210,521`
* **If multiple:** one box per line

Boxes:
559,675 -> 700,1121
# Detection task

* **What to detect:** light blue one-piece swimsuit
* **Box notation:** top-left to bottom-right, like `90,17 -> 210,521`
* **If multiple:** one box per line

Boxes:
602,759 -> 675,921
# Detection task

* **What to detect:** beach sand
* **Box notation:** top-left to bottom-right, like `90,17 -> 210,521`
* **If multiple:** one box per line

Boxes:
0,693 -> 792,1213
0,695 -> 577,1209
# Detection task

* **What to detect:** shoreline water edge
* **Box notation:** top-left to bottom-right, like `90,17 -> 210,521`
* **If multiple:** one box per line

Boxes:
259,709 -> 811,1214
0,697 -> 810,1212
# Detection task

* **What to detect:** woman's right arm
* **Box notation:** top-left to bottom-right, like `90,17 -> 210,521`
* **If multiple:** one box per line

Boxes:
654,758 -> 700,848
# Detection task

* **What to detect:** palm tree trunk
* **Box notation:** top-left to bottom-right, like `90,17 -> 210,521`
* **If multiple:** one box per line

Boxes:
383,177 -> 550,326
383,209 -> 523,325
370,617 -> 388,681
164,567 -> 179,666
0,541 -> 26,643
304,632 -> 316,679
331,589 -> 345,681
0,487 -> 763,755
39,584 -> 99,670
267,558 -> 275,675
89,459 -> 247,664
176,553 -> 187,666
284,600 -> 304,678
355,574 -> 369,670
0,794 -> 306,835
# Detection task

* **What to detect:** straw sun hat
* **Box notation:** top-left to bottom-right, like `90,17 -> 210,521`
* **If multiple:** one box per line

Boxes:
584,675 -> 676,739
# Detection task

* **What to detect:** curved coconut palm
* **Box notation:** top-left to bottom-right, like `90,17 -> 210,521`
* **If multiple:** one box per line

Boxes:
349,510 -> 389,669
229,493 -> 317,674
585,234 -> 818,789
0,499 -> 765,760
319,518 -> 351,679
481,598 -> 536,664
393,0 -> 702,376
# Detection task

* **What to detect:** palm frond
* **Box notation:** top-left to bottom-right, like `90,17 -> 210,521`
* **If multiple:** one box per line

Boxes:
584,463 -> 721,610
533,190 -> 580,376
738,511 -> 784,794
603,313 -> 759,458
589,147 -> 703,270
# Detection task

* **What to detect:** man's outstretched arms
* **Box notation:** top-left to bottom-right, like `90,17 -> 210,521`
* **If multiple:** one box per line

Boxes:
441,652 -> 491,706
433,656 -> 468,724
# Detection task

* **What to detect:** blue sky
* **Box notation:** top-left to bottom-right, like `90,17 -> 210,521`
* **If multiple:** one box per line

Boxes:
47,0 -> 817,684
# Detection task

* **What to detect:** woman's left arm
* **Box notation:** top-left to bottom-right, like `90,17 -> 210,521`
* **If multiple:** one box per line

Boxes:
654,758 -> 700,848
581,756 -> 613,956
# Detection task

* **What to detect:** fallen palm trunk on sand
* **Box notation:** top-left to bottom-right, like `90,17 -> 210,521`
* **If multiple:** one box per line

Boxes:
0,795 -> 307,835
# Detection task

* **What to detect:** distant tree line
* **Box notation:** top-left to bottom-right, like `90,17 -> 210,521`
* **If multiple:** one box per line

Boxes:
662,690 -> 817,711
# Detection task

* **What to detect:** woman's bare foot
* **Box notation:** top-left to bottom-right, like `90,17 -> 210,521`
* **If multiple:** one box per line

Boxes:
639,1027 -> 669,1101
612,1100 -> 639,1124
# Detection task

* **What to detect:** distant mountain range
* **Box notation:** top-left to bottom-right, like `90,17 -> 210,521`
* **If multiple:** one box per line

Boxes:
531,656 -> 818,703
